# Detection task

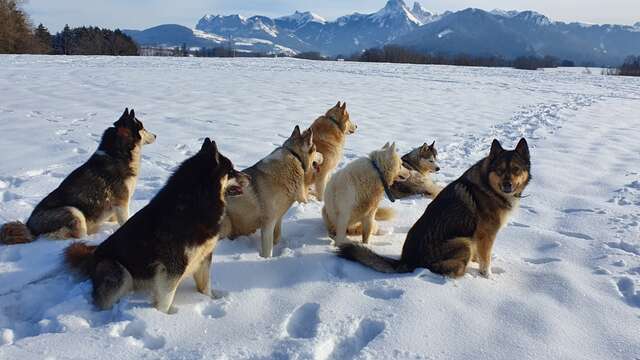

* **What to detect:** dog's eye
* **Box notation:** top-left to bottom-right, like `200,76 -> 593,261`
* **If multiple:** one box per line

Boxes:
512,166 -> 521,174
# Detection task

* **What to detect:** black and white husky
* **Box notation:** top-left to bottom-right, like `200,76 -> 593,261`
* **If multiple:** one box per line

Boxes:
64,138 -> 249,313
0,108 -> 155,244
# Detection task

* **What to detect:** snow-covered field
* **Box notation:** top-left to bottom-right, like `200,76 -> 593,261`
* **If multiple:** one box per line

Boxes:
0,56 -> 639,359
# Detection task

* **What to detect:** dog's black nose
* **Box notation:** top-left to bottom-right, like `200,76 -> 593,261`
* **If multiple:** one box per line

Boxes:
435,167 -> 440,172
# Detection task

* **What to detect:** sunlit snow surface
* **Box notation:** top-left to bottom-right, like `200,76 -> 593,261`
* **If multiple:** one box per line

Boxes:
0,56 -> 639,359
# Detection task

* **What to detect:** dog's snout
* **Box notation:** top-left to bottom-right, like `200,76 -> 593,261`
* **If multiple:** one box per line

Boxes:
435,167 -> 441,172
501,181 -> 513,193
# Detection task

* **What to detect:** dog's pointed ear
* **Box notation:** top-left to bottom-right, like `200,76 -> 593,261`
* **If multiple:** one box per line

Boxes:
211,140 -> 220,163
291,125 -> 301,139
515,138 -> 530,162
389,142 -> 397,153
114,108 -> 129,127
430,141 -> 435,148
489,139 -> 504,158
335,101 -> 341,109
302,128 -> 313,145
128,109 -> 135,120
200,137 -> 212,152
341,102 -> 347,111
201,138 -> 220,163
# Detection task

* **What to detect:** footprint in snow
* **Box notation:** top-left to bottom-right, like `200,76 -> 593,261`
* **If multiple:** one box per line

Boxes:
557,231 -> 593,241
321,319 -> 385,360
523,257 -> 562,265
616,277 -> 640,308
111,319 -> 166,350
593,267 -> 612,275
285,303 -> 321,339
195,302 -> 227,319
363,287 -> 404,300
537,241 -> 561,251
562,208 -> 595,214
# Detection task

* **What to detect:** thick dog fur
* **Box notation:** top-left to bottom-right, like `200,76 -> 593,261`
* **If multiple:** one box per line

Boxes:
390,141 -> 443,199
338,138 -> 531,278
220,125 -> 321,258
307,101 -> 357,200
0,108 -> 155,245
323,143 -> 410,244
64,138 -> 248,313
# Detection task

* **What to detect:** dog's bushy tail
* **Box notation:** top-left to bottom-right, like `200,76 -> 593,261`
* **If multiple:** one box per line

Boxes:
0,221 -> 34,245
337,242 -> 411,274
64,242 -> 97,277
375,207 -> 395,221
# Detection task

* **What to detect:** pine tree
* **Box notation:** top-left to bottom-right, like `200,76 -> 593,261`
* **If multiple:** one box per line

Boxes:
33,23 -> 52,54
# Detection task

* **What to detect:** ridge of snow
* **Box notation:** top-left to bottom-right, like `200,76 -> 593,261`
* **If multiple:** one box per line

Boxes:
371,0 -> 423,26
277,11 -> 326,25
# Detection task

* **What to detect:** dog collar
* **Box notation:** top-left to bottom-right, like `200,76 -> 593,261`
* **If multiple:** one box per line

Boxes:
371,159 -> 396,203
285,147 -> 307,173
328,115 -> 343,131
402,160 -> 419,172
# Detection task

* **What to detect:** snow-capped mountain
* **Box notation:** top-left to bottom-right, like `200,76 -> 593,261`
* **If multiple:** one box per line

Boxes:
411,2 -> 436,24
275,11 -> 326,30
124,1 -> 640,64
394,8 -> 640,65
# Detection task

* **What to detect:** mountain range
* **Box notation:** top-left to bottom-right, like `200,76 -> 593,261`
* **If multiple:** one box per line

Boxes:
123,0 -> 640,65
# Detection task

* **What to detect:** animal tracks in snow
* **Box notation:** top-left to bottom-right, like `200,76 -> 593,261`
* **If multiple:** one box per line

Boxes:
323,319 -> 385,360
195,302 -> 227,319
285,303 -> 320,339
523,257 -> 562,265
557,231 -> 593,241
363,287 -> 404,300
615,277 -> 640,308
110,319 -> 166,350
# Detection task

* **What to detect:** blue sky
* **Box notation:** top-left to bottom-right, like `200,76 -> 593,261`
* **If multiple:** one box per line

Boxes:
24,0 -> 640,32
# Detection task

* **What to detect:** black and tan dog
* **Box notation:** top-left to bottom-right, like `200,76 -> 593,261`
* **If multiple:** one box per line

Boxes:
64,138 -> 249,313
338,138 -> 531,278
0,108 -> 155,245
390,141 -> 442,199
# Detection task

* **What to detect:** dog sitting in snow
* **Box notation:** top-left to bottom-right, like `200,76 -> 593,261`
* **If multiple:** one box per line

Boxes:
220,125 -> 324,258
0,108 -> 155,245
338,138 -> 531,278
390,141 -> 443,199
322,142 -> 410,244
65,138 -> 249,313
305,101 -> 357,200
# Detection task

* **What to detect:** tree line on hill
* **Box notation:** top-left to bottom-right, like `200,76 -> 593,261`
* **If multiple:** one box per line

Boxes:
0,0 -> 137,55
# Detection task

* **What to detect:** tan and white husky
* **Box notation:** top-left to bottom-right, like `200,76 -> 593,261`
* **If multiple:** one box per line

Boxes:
306,101 -> 357,200
221,126 -> 323,258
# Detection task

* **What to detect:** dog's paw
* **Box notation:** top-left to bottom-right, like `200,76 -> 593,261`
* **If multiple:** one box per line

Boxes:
167,306 -> 179,315
479,268 -> 493,279
211,289 -> 229,299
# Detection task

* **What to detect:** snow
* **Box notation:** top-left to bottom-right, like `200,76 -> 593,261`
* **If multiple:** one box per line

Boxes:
192,29 -> 226,43
277,11 -> 327,26
437,29 -> 454,38
371,0 -> 422,26
0,55 -> 639,359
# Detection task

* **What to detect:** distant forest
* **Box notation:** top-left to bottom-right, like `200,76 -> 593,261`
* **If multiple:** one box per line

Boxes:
0,0 -> 137,55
